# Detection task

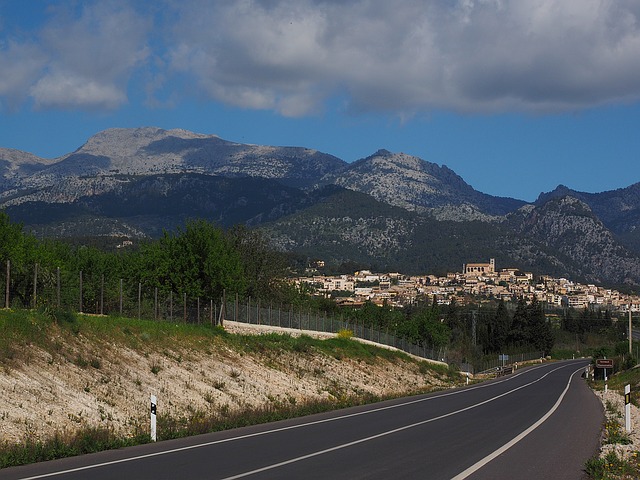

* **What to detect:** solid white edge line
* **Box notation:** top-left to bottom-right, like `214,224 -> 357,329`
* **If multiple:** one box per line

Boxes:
450,366 -> 584,480
13,361 -> 581,480
218,363 -> 574,479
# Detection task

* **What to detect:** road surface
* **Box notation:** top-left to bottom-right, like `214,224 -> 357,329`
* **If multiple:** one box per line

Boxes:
1,359 -> 603,480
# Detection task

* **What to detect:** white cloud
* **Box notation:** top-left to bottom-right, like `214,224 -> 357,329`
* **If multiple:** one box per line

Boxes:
2,0 -> 640,116
30,72 -> 127,110
0,40 -> 46,110
0,1 -> 150,111
167,0 -> 640,115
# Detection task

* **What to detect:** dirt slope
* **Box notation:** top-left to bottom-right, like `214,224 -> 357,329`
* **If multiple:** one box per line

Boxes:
0,319 -> 453,444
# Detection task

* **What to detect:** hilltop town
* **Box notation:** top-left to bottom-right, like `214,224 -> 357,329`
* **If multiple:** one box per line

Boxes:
295,259 -> 640,314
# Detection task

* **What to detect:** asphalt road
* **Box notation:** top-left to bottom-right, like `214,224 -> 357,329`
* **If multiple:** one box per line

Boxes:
1,359 -> 603,480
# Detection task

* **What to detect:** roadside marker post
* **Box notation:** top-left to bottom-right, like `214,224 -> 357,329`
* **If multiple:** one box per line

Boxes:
625,384 -> 632,433
151,395 -> 157,442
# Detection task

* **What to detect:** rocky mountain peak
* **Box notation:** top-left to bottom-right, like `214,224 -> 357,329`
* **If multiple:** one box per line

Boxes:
75,127 -> 215,158
322,149 -> 518,217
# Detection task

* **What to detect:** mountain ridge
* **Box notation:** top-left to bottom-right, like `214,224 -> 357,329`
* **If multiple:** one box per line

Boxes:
1,127 -> 639,288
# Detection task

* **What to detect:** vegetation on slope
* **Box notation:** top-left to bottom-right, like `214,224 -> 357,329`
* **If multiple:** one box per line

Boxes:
0,308 -> 458,469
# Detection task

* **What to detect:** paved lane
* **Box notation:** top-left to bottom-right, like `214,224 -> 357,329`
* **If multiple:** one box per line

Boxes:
1,360 -> 602,480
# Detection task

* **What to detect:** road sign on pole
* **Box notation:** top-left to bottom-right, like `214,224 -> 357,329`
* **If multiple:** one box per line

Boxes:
596,359 -> 613,369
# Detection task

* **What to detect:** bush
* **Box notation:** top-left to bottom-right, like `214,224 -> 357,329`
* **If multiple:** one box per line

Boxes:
336,329 -> 353,339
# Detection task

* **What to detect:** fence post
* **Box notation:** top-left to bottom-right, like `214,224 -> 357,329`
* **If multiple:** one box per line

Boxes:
210,299 -> 213,326
79,270 -> 83,313
183,293 -> 187,323
154,287 -> 158,321
197,297 -> 200,324
221,289 -> 226,327
100,274 -> 104,315
56,267 -> 60,309
138,282 -> 142,320
32,263 -> 38,309
4,260 -> 9,308
235,292 -> 238,323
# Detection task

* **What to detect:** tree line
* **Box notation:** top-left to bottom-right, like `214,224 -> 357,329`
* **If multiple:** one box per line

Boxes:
0,212 -> 296,312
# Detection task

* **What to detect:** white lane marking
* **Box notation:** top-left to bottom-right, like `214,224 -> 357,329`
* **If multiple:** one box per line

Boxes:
218,363 -> 572,479
451,366 -> 584,480
14,361 -> 581,480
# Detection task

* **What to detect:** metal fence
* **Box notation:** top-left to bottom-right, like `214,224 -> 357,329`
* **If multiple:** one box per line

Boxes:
1,261 -> 448,364
223,295 -> 448,363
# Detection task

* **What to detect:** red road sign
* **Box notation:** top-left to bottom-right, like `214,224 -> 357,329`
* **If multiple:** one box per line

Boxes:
596,359 -> 614,369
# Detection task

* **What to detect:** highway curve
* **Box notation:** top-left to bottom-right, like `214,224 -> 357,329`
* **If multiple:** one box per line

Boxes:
2,359 -> 603,480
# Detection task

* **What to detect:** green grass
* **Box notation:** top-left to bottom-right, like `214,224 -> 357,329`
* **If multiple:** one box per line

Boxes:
0,427 -> 150,469
0,309 -> 51,360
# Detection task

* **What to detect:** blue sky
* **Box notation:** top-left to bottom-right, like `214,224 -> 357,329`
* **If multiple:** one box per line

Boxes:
1,1 -> 639,202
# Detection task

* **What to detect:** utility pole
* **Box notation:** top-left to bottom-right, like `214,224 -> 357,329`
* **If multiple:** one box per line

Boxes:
630,304 -> 633,356
472,310 -> 477,346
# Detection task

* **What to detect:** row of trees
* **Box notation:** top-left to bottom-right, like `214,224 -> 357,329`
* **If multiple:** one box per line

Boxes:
0,212 -> 295,312
324,294 -> 555,357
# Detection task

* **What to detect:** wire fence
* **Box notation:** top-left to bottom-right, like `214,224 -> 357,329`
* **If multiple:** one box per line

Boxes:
1,261 -> 448,364
223,294 -> 449,363
1,261 -> 548,372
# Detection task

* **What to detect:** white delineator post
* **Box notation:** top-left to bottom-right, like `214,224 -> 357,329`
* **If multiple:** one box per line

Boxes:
625,384 -> 632,433
151,394 -> 157,442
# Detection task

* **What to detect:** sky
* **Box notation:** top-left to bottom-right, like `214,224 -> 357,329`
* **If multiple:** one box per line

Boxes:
1,0 -> 639,202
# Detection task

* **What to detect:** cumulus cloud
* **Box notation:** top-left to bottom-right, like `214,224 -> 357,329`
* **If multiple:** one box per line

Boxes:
0,1 -> 150,111
168,0 -> 640,115
32,1 -> 150,110
0,40 -> 46,110
2,0 -> 640,116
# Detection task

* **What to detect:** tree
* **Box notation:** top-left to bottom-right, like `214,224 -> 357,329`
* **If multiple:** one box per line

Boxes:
487,300 -> 511,352
527,297 -> 554,354
444,298 -> 466,345
508,297 -> 529,347
415,307 -> 450,347
226,225 -> 289,300
140,220 -> 246,300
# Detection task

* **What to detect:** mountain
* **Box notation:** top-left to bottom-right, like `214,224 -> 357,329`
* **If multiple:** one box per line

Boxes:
321,149 -> 525,220
1,127 -> 639,288
261,187 -> 640,285
512,197 -> 640,285
0,148 -> 57,191
1,128 -> 345,199
3,174 -> 318,238
536,183 -> 640,255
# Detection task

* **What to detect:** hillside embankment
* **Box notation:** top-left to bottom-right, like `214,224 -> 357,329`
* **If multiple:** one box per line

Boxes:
0,310 -> 458,445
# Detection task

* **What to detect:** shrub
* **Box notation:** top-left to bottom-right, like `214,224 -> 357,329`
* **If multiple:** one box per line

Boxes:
337,329 -> 353,339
